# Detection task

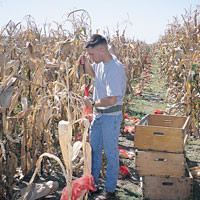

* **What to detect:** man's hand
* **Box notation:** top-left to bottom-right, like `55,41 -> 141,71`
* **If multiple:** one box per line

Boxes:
78,55 -> 85,66
78,55 -> 95,77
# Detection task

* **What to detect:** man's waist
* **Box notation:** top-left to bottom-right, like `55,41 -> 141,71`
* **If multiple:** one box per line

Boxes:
95,105 -> 122,114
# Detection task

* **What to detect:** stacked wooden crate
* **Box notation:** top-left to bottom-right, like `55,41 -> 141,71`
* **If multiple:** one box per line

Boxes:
134,114 -> 193,200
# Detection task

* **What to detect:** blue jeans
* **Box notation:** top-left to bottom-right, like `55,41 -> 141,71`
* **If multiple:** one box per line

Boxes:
89,113 -> 122,192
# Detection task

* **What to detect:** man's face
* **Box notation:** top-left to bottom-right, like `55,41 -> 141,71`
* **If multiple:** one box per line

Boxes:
86,46 -> 102,64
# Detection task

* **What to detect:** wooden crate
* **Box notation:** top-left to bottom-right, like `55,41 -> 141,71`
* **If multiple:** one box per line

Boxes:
136,151 -> 185,178
141,169 -> 193,200
135,114 -> 190,153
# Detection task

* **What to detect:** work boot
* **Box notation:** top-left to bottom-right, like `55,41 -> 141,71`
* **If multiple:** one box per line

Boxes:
95,190 -> 116,200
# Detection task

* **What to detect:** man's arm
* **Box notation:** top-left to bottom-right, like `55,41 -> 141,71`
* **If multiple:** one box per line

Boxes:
94,96 -> 117,107
79,55 -> 95,77
83,96 -> 117,108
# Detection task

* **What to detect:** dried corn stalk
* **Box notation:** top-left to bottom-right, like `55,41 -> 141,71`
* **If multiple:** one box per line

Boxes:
0,9 -> 149,198
82,119 -> 91,175
58,120 -> 73,199
156,6 -> 200,135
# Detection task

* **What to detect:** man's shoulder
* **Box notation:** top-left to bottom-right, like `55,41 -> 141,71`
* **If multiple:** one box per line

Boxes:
106,60 -> 126,80
113,59 -> 125,72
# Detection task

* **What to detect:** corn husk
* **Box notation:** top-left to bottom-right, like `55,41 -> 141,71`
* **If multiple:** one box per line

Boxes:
23,153 -> 67,200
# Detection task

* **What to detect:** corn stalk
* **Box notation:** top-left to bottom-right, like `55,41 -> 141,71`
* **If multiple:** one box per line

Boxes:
0,9 -> 148,198
156,6 -> 200,135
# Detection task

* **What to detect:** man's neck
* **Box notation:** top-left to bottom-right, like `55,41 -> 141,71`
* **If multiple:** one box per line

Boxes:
102,53 -> 113,63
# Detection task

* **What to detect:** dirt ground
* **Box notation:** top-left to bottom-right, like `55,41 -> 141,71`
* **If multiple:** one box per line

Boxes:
13,133 -> 200,200
13,134 -> 141,200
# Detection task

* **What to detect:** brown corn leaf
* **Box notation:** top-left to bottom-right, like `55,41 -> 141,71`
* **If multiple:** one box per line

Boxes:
0,53 -> 6,68
58,120 -> 72,169
58,120 -> 73,200
6,60 -> 20,73
0,77 -> 17,108
83,142 -> 92,175
8,85 -> 23,116
7,152 -> 18,183
43,105 -> 53,126
23,153 -> 67,200
191,52 -> 199,64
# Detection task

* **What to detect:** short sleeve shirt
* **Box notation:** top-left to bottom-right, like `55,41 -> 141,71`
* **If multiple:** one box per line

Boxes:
92,56 -> 126,116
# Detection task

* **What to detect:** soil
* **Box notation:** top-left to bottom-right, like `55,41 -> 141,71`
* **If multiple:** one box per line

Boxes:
13,134 -> 200,200
13,134 -> 141,200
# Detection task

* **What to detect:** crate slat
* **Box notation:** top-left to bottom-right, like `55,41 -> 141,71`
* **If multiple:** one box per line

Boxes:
136,151 -> 185,178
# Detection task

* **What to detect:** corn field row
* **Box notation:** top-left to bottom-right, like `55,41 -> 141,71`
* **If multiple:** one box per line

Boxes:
155,6 -> 200,135
0,10 -> 149,199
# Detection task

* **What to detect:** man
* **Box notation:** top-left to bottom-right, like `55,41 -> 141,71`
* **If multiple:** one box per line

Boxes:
80,34 -> 126,199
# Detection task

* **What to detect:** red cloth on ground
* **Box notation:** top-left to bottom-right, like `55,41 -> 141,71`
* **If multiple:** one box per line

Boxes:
60,174 -> 97,200
154,109 -> 163,114
119,166 -> 131,179
118,146 -> 134,159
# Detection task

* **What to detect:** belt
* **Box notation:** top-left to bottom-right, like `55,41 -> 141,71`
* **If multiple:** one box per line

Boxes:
95,105 -> 122,114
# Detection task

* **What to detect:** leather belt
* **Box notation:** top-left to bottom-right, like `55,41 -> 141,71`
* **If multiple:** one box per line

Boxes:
95,105 -> 122,114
